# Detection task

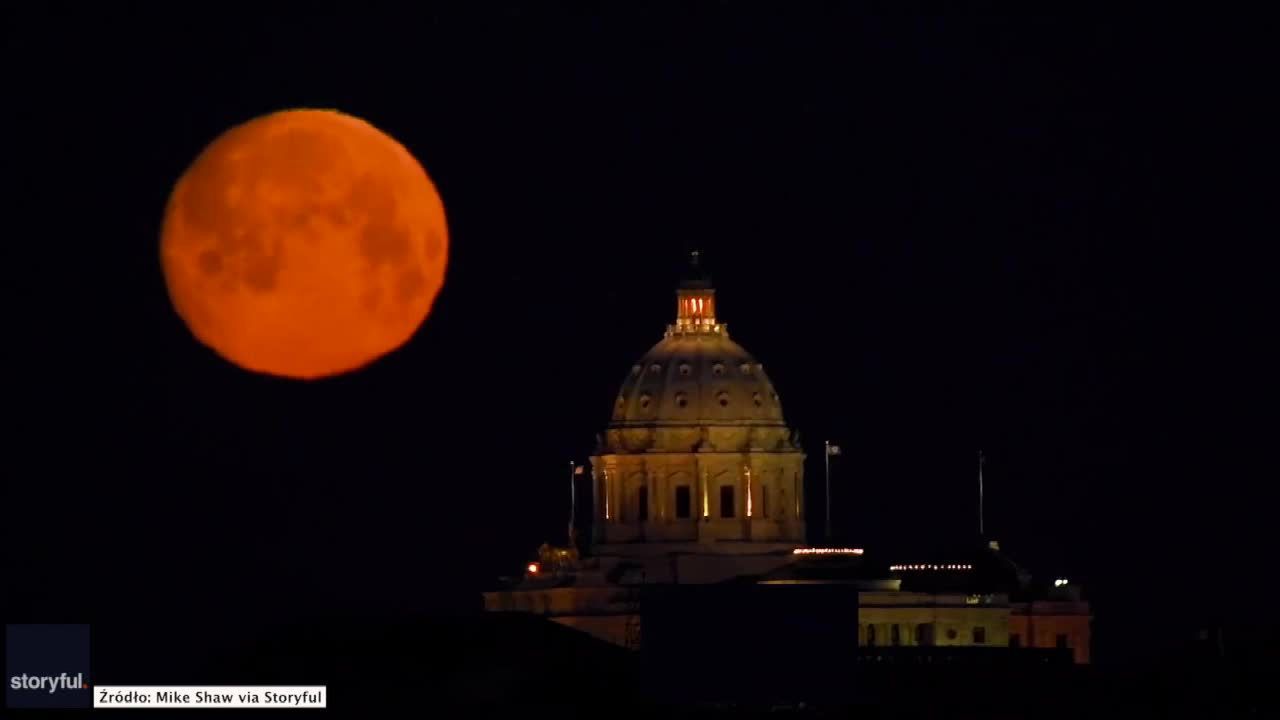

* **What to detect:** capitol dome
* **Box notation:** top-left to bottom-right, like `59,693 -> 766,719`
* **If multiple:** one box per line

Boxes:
611,332 -> 786,428
599,255 -> 799,456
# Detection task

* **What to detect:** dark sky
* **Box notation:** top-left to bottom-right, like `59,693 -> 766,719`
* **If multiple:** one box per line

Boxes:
8,6 -> 1266,661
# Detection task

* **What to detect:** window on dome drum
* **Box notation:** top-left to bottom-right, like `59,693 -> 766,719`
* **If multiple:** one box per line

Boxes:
973,627 -> 986,644
1055,634 -> 1069,649
678,363 -> 691,376
1009,633 -> 1021,648
740,363 -> 751,374
752,392 -> 763,407
675,486 -> 691,519
891,624 -> 901,646
649,363 -> 662,374
638,487 -> 648,522
639,394 -> 651,409
719,486 -> 735,518
717,392 -> 730,407
675,392 -> 688,408
712,363 -> 724,376
866,624 -> 877,647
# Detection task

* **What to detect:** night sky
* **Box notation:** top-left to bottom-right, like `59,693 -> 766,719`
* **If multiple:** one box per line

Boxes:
9,6 -> 1266,664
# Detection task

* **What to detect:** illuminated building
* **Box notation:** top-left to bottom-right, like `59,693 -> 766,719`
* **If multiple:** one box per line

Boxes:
484,255 -> 1091,664
589,251 -> 807,578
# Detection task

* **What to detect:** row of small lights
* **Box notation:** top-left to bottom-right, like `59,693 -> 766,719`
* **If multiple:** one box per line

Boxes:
793,548 -> 865,555
889,564 -> 974,571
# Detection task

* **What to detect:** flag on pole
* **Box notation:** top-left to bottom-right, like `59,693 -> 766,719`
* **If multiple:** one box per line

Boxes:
826,444 -> 842,456
574,465 -> 585,475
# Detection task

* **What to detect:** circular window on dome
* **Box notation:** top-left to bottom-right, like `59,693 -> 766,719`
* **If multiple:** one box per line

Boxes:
712,363 -> 725,376
740,363 -> 752,375
631,365 -> 642,376
678,363 -> 692,377
649,363 -> 662,374
675,392 -> 688,409
639,393 -> 652,409
717,391 -> 730,408
753,392 -> 763,407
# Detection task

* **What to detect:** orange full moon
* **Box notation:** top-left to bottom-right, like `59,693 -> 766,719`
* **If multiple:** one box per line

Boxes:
161,109 -> 448,379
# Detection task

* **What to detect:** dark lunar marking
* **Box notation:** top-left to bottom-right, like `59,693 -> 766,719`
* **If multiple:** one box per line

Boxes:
396,269 -> 426,304
181,158 -> 240,232
323,203 -> 350,228
257,127 -> 338,193
423,230 -> 443,261
361,287 -> 383,312
197,249 -> 223,276
347,173 -> 398,217
360,221 -> 411,267
243,238 -> 284,292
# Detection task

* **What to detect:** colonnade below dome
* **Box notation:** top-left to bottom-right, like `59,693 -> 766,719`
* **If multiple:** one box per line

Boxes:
590,448 -> 806,546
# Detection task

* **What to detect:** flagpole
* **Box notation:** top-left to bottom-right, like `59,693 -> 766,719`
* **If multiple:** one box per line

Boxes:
978,450 -> 985,538
568,461 -> 576,546
824,440 -> 832,541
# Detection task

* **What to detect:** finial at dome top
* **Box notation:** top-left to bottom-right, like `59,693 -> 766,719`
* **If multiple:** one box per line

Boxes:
679,249 -> 713,290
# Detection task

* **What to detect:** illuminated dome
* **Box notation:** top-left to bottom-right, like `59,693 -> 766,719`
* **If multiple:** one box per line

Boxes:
611,333 -> 785,428
599,253 -> 798,455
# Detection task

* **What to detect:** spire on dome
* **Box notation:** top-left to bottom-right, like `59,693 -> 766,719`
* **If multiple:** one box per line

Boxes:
679,249 -> 713,290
